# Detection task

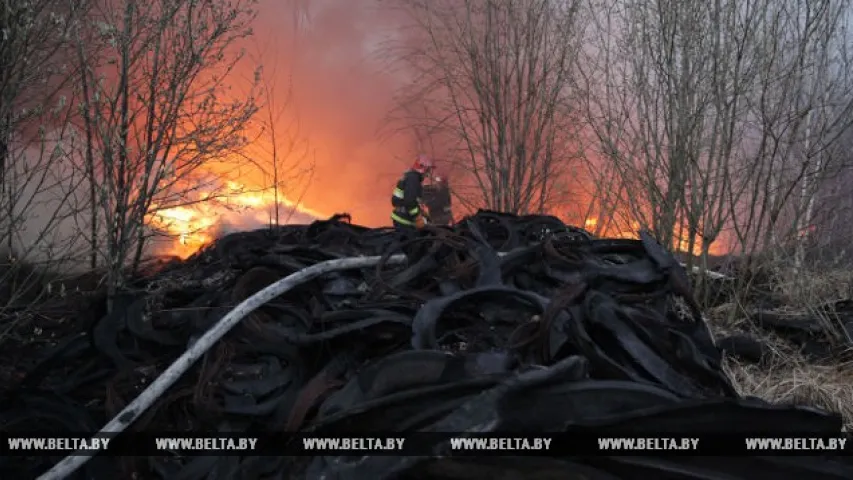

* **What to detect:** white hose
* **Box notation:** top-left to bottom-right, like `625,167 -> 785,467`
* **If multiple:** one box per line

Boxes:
684,264 -> 730,280
37,246 -> 726,479
37,254 -> 407,480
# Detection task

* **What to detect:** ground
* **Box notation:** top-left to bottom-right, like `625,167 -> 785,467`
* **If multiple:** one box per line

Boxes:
1,252 -> 851,430
702,262 -> 853,430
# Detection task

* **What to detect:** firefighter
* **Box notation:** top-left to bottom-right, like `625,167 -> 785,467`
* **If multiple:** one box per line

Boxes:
422,172 -> 453,226
391,154 -> 435,232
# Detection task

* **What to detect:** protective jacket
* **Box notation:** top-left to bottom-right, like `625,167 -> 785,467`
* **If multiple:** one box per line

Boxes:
422,183 -> 453,225
390,169 -> 425,226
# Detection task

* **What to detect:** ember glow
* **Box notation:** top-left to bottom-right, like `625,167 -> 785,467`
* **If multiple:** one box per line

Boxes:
581,216 -> 726,255
146,181 -> 328,258
139,1 -> 730,260
137,1 -> 413,258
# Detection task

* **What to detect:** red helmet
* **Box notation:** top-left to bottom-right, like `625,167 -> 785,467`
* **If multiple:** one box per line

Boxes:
412,154 -> 435,174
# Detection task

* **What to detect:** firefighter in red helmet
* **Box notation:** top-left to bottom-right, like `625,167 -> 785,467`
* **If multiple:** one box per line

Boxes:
423,171 -> 453,226
391,154 -> 434,231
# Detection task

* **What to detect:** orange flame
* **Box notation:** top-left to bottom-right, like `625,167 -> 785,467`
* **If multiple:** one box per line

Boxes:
145,180 -> 726,260
581,216 -> 725,255
146,180 -> 328,258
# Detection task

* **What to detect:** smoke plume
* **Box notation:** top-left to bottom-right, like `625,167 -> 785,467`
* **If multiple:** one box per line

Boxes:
249,0 -> 412,226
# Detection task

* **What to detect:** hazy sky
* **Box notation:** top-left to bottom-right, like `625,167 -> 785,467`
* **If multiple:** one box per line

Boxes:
247,0 -> 412,226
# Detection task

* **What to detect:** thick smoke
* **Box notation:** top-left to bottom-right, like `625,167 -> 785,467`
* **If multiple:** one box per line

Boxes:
3,131 -> 92,276
211,207 -> 319,238
249,0 -> 413,226
7,1 -> 417,273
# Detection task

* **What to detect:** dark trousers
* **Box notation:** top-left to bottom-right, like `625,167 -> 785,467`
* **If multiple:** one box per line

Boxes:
391,220 -> 420,257
393,220 -> 417,235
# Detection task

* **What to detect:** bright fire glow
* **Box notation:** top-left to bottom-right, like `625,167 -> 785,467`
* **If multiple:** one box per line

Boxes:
147,198 -> 726,259
133,2 -> 733,262
581,216 -> 725,255
146,181 -> 329,258
144,180 -> 725,259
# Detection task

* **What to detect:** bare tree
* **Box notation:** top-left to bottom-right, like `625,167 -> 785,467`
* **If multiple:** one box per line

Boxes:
576,0 -> 853,310
247,42 -> 315,227
0,0 -> 90,313
384,0 -> 584,214
571,1 -> 640,238
578,0 -> 741,255
579,0 -> 853,252
721,0 -> 853,268
785,1 -> 852,272
68,0 -> 260,307
806,126 -> 853,259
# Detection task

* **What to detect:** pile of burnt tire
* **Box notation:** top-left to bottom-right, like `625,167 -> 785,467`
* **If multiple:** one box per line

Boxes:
1,211 -> 851,479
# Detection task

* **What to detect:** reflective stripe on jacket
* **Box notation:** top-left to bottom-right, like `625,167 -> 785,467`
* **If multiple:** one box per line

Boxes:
390,169 -> 424,225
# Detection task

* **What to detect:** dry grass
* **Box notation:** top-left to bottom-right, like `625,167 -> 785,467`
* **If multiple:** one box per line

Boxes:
723,355 -> 853,431
775,268 -> 853,306
705,262 -> 853,430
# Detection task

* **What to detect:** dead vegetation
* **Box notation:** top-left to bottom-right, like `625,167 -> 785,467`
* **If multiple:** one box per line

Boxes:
724,355 -> 853,431
377,0 -> 853,430
705,261 -> 853,429
7,213 -> 853,479
1,0 -> 853,461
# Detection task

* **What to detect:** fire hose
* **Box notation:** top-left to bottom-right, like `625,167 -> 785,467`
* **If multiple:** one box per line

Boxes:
36,255 -> 411,480
39,248 -> 563,480
35,241 -> 730,480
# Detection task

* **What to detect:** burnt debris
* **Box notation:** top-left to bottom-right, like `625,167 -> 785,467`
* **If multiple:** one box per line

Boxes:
1,210 -> 851,479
